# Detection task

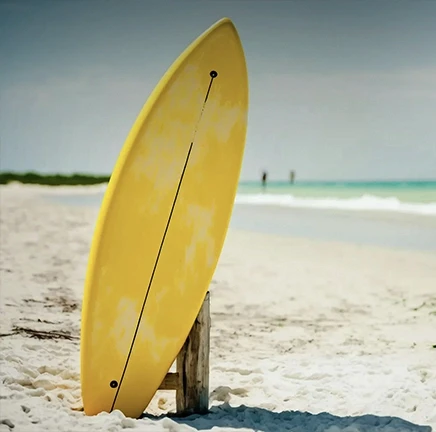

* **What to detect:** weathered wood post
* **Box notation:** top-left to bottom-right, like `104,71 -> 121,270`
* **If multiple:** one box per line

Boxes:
158,291 -> 210,416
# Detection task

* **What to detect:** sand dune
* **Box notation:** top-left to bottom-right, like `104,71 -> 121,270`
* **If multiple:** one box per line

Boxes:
0,184 -> 434,431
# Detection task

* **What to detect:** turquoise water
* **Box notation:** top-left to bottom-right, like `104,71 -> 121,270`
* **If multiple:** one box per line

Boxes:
237,180 -> 436,203
234,180 -> 436,216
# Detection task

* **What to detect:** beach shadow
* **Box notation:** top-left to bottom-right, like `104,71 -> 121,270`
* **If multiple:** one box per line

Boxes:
144,404 -> 432,432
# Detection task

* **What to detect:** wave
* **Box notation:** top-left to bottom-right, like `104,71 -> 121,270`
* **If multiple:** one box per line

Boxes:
235,194 -> 436,216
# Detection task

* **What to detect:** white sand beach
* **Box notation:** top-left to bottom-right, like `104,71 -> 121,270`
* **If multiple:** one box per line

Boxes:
0,184 -> 435,431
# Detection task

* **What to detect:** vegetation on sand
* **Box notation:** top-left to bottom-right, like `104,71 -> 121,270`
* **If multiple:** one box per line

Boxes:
0,171 -> 110,186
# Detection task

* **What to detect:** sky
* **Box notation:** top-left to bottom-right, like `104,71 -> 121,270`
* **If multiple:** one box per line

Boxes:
1,0 -> 435,181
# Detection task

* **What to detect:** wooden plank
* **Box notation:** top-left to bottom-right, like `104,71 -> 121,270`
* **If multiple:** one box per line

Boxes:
158,372 -> 179,390
176,291 -> 210,415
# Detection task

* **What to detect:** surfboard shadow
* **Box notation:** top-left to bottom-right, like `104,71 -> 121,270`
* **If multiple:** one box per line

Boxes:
144,403 -> 432,432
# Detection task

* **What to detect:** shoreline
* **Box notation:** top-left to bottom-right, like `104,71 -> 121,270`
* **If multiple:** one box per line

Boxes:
3,183 -> 433,253
231,203 -> 436,253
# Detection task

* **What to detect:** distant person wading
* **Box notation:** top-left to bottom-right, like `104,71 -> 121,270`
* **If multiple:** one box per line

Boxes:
262,171 -> 268,188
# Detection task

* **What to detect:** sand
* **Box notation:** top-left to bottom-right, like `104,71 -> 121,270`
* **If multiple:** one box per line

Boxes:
0,184 -> 435,431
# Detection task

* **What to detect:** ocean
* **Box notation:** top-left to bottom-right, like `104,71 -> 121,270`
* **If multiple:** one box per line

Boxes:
236,180 -> 436,215
45,180 -> 436,252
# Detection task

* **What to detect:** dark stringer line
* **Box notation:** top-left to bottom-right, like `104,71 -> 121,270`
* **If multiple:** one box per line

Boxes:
110,70 -> 218,411
204,70 -> 217,103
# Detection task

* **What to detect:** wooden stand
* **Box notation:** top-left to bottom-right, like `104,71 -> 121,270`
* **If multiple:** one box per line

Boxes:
158,291 -> 210,416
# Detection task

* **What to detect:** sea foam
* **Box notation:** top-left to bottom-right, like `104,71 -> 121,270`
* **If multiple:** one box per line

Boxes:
235,194 -> 436,216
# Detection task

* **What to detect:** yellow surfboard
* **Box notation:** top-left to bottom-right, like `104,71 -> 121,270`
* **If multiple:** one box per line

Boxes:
80,17 -> 248,418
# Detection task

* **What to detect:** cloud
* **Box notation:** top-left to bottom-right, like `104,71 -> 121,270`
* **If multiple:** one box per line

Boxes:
0,1 -> 31,12
252,68 -> 436,103
1,65 -> 157,110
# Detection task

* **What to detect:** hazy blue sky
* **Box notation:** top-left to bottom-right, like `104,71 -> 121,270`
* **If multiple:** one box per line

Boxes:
1,0 -> 435,181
